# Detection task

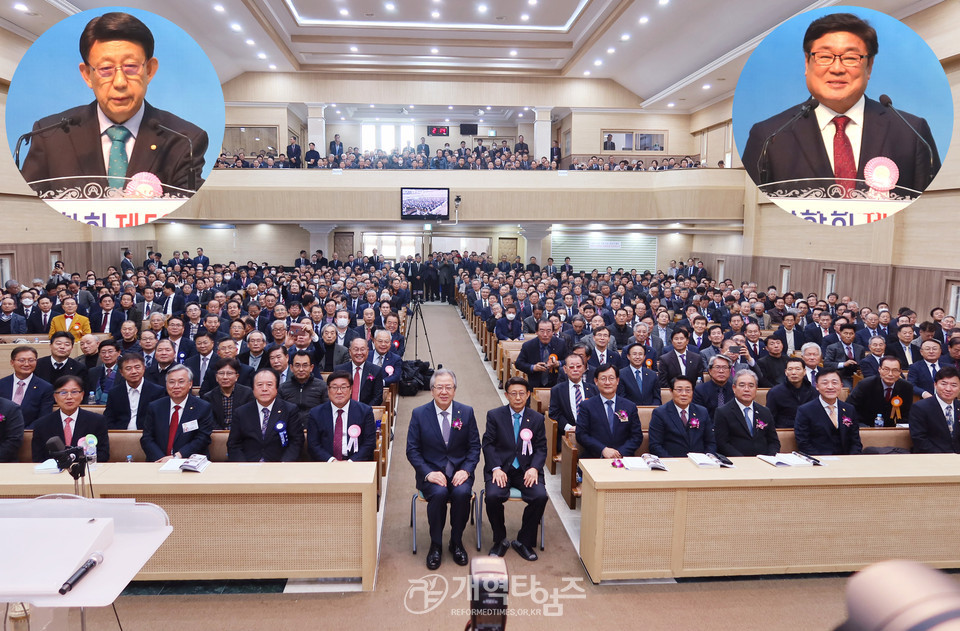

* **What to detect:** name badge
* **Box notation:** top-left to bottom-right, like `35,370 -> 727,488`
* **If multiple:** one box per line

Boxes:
182,420 -> 199,433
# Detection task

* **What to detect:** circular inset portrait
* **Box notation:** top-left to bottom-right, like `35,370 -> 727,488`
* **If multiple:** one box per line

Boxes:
733,7 -> 952,226
6,6 -> 225,226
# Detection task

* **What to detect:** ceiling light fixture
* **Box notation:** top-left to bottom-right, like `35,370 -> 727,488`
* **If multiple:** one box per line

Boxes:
445,118 -> 450,122
479,118 -> 484,122
478,4 -> 488,13
385,2 -> 395,10
518,113 -> 523,118
448,105 -> 454,109
529,0 -> 537,5
521,14 -> 529,21
340,117 -> 345,121
245,39 -> 255,46
509,50 -> 517,56
431,10 -> 440,18
620,33 -> 630,41
370,104 -> 375,108
230,23 -> 242,31
659,0 -> 669,5
339,8 -> 349,16
257,52 -> 267,59
702,83 -> 711,90
268,64 -> 277,70
336,110 -> 341,114
639,16 -> 649,24
583,70 -> 591,76
667,102 -> 675,107
607,47 -> 615,54
486,106 -> 491,110
593,59 -> 602,66
350,46 -> 358,52
213,4 -> 224,12
431,47 -> 439,54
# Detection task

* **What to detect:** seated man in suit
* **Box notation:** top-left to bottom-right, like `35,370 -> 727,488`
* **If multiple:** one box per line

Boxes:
649,375 -> 716,457
306,370 -> 376,462
20,12 -> 208,196
587,326 -> 622,370
0,346 -> 55,429
741,12 -> 940,194
405,369 -> 481,570
823,323 -> 865,388
85,339 -> 121,404
794,368 -> 862,455
847,355 -> 913,428
494,304 -> 523,341
770,313 -> 806,356
766,357 -> 818,428
515,320 -> 567,389
34,332 -> 88,387
757,336 -> 789,387
908,366 -> 960,453
335,337 -> 384,406
891,323 -> 922,370
858,335 -> 888,379
693,354 -> 736,420
575,363 -> 644,460
198,337 -> 255,395
0,296 -> 27,335
907,339 -> 947,399
548,353 -> 598,453
32,375 -> 109,463
618,343 -> 661,406
228,369 -> 303,462
0,397 -> 25,462
140,364 -> 214,462
369,329 -> 402,387
482,377 -> 547,562
714,369 -> 780,457
658,328 -> 705,388
103,352 -> 165,429
202,357 -> 254,429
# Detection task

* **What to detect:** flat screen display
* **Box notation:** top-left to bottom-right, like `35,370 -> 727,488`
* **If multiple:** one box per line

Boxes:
401,187 -> 450,220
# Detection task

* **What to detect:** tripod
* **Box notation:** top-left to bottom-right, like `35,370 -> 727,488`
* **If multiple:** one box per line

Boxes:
406,299 -> 435,368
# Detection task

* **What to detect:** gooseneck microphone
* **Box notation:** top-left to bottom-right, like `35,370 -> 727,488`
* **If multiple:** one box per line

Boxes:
756,96 -> 819,184
149,119 -> 196,192
879,94 -> 935,188
59,552 -> 103,595
15,117 -> 78,169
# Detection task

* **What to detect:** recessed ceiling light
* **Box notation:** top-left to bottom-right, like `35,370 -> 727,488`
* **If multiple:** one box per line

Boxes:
268,64 -> 277,70
528,0 -> 537,5
478,4 -> 488,13
330,103 -> 336,107
486,106 -> 491,110
620,33 -> 630,41
335,110 -> 341,114
607,47 -> 615,54
350,46 -> 358,52
431,10 -> 440,18
370,104 -> 375,108
479,118 -> 484,122
431,47 -> 439,54
702,83 -> 711,89
339,8 -> 349,16
583,70 -> 591,76
659,0 -> 669,5
245,39 -> 255,46
385,2 -> 395,10
375,117 -> 380,121
340,117 -> 345,121
257,52 -> 267,59
639,16 -> 649,24
230,23 -> 242,32
509,50 -> 517,56
521,13 -> 529,21
213,4 -> 225,12
593,59 -> 602,66
445,118 -> 450,122
518,113 -> 523,118
667,102 -> 675,108
409,105 -> 415,109
448,105 -> 454,109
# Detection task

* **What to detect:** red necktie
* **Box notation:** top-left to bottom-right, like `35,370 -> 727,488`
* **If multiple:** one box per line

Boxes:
166,404 -> 181,456
63,416 -> 73,445
101,312 -> 109,333
833,116 -> 856,197
680,409 -> 688,427
334,409 -> 344,461
885,386 -> 892,402
352,367 -> 361,401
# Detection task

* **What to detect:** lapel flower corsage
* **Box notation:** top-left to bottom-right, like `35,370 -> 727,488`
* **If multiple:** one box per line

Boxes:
0,413 -> 4,423
689,416 -> 700,429
756,419 -> 767,430
615,410 -> 628,423
367,374 -> 374,381
452,416 -> 463,431
841,416 -> 853,427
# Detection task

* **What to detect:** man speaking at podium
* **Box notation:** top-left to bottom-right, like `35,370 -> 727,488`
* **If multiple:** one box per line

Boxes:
741,12 -> 940,195
20,12 -> 207,197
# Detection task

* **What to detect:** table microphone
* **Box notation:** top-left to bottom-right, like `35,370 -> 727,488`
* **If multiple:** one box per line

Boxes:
756,96 -> 819,184
59,552 -> 103,595
46,436 -> 73,459
878,94 -> 935,187
149,119 -> 196,192
14,117 -> 79,169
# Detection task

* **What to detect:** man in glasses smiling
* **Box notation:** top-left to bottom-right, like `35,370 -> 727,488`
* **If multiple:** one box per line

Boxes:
742,12 -> 940,194
20,12 -> 208,197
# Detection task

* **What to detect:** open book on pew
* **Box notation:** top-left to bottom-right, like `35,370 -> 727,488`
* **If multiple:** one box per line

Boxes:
758,452 -> 820,467
688,452 -> 735,468
619,454 -> 669,471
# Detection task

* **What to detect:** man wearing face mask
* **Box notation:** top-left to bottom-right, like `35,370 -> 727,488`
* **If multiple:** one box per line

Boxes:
495,304 -> 523,341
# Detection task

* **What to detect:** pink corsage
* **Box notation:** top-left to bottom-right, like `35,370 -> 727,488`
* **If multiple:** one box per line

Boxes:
756,420 -> 767,430
616,410 -> 628,423
0,414 -> 4,423
367,374 -> 374,381
689,418 -> 700,429
842,416 -> 853,427
452,417 -> 463,430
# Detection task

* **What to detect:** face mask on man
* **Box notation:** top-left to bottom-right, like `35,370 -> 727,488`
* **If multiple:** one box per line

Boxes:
336,318 -> 350,328
21,298 -> 34,307
506,313 -> 516,321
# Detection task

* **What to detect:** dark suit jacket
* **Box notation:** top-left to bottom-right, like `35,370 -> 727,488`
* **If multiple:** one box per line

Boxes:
334,361 -> 384,406
87,308 -> 123,337
306,401 -> 377,461
33,356 -> 87,389
588,347 -> 623,370
648,402 -> 715,458
515,337 -> 567,389
858,354 -> 884,379
693,379 -> 735,420
908,396 -> 960,454
548,380 -> 598,431
227,398 -> 303,462
742,96 -> 940,193
575,395 -> 644,459
823,341 -> 866,386
102,378 -> 166,430
846,376 -> 913,428
770,327 -> 807,352
793,399 -> 862,455
198,358 -> 254,396
907,360 -> 945,398
201,384 -> 254,430
482,405 -> 546,480
31,408 -> 109,463
0,398 -> 25,462
890,341 -> 923,370
714,400 -> 779,457
617,366 -> 661,406
21,101 -> 208,195
0,375 -> 54,429
657,349 -> 705,388
405,401 -> 481,488
368,350 -> 402,386
804,324 -> 833,350
140,395 -> 214,461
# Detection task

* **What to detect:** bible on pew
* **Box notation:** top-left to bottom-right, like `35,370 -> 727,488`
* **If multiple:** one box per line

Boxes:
618,454 -> 668,471
758,453 -> 813,467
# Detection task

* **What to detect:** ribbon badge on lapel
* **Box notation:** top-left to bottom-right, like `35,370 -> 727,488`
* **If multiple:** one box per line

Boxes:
890,396 -> 903,422
347,425 -> 361,453
275,421 -> 288,447
519,428 -> 533,455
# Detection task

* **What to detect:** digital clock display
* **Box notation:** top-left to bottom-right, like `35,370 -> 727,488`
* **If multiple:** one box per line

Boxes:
428,126 -> 449,137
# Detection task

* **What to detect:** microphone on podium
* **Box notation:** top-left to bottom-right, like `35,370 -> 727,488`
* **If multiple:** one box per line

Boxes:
15,117 -> 79,169
756,96 -> 819,184
879,94 -> 935,187
149,119 -> 197,192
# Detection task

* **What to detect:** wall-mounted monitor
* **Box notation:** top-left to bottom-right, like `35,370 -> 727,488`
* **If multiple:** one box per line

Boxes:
401,187 -> 450,221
